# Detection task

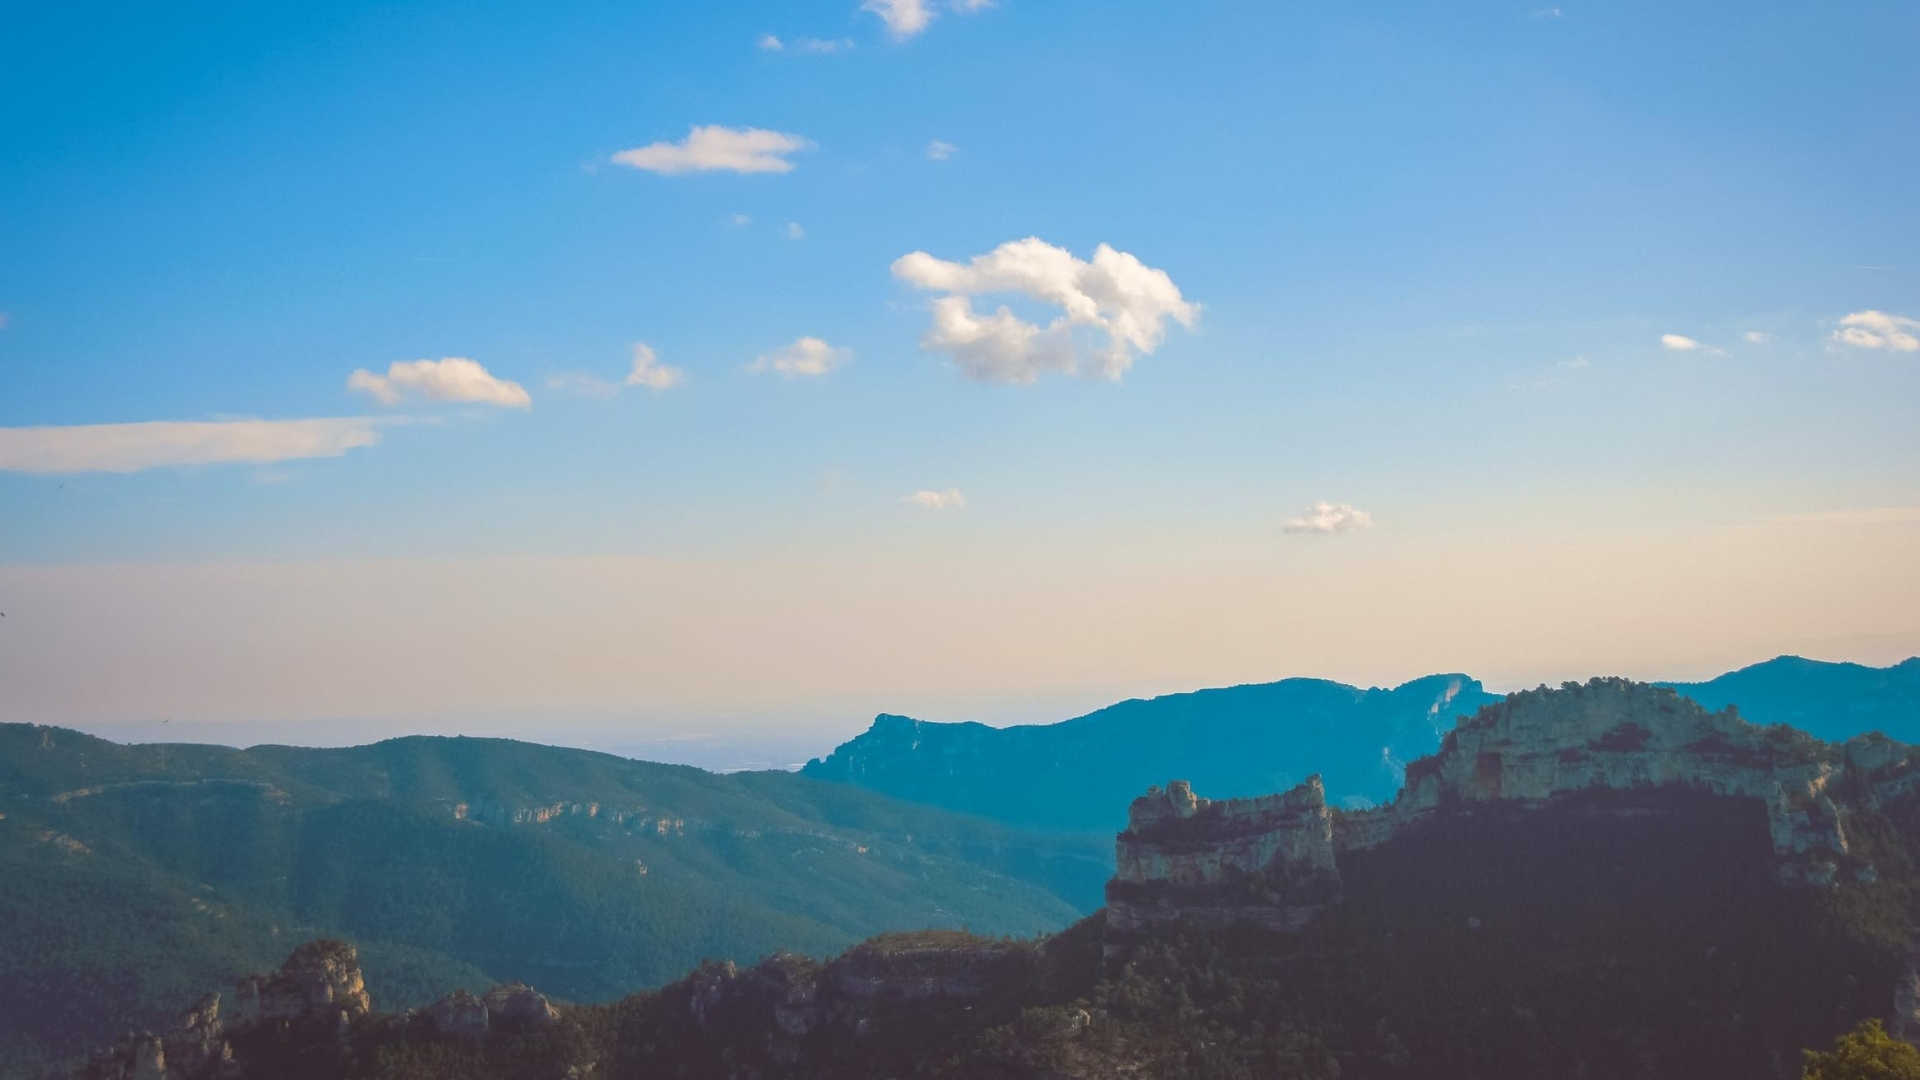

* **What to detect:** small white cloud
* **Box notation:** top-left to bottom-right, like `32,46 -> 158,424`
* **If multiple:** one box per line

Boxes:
610,126 -> 813,176
1660,333 -> 1705,352
626,342 -> 685,390
1556,355 -> 1590,369
757,33 -> 784,51
1530,6 -> 1564,17
785,221 -> 806,240
1284,501 -> 1374,535
348,358 -> 531,408
902,488 -> 966,510
0,417 -> 383,474
891,237 -> 1198,383
926,139 -> 957,161
864,0 -> 934,37
546,344 -> 682,398
1832,310 -> 1920,352
545,371 -> 620,399
863,0 -> 991,39
729,212 -> 753,227
752,337 -> 850,378
1743,330 -> 1772,344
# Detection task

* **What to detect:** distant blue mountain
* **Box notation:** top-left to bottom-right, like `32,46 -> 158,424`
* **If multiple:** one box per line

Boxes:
806,657 -> 1920,833
1661,655 -> 1920,742
804,674 -> 1501,831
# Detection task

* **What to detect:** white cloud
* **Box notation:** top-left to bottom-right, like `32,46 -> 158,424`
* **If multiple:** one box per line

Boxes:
1660,333 -> 1705,352
752,337 -> 850,377
761,33 -> 852,53
891,237 -> 1198,383
1530,6 -> 1564,17
610,126 -> 813,176
785,221 -> 806,240
863,0 -> 992,39
545,371 -> 620,399
1832,310 -> 1920,353
730,212 -> 753,227
864,0 -> 934,37
926,139 -> 957,161
1284,501 -> 1374,535
626,342 -> 685,390
0,417 -> 382,474
348,357 -> 531,408
902,488 -> 966,510
548,344 -> 683,397
1743,330 -> 1772,344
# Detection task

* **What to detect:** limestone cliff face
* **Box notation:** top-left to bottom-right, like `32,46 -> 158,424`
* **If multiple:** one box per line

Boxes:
1108,678 -> 1920,938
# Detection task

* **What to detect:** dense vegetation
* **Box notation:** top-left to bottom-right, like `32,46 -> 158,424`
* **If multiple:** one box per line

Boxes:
0,725 -> 1106,1075
81,776 -> 1920,1079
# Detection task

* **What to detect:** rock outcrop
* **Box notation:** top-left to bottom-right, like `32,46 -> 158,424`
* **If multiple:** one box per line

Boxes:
65,942 -> 367,1080
61,941 -> 576,1078
1108,678 -> 1920,940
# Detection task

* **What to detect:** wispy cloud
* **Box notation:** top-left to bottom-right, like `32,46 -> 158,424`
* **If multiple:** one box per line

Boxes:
610,126 -> 813,175
1529,6 -> 1564,18
729,212 -> 752,227
785,221 -> 806,240
1284,501 -> 1374,535
751,337 -> 850,378
891,237 -> 1198,383
0,417 -> 384,474
902,488 -> 966,510
348,358 -> 531,408
545,371 -> 620,399
1557,355 -> 1590,370
926,139 -> 957,161
759,33 -> 853,53
1772,506 -> 1920,527
1743,330 -> 1772,345
1832,310 -> 1919,353
548,344 -> 683,397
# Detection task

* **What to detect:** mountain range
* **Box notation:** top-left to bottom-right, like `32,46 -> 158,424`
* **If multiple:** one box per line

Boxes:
805,655 -> 1920,832
9,653 -> 1916,1074
0,728 -> 1106,1075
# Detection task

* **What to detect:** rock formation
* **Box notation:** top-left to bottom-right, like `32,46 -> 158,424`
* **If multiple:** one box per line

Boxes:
59,940 -> 573,1079
1108,678 -> 1920,940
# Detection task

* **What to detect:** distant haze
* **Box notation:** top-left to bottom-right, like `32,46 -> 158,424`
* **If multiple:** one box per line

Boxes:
2,507 -> 1915,756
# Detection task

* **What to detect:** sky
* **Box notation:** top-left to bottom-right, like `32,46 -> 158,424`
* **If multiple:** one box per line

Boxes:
2,0 -> 1917,761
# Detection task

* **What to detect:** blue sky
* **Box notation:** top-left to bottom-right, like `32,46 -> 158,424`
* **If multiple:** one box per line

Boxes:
1,0 -> 1916,752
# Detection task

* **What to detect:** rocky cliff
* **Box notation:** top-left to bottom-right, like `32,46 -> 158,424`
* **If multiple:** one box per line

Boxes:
1108,677 -> 1920,939
63,942 -> 561,1080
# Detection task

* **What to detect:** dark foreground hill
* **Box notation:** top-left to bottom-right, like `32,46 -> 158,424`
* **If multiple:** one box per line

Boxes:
62,679 -> 1920,1080
804,674 -> 1503,830
0,727 -> 1108,1076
